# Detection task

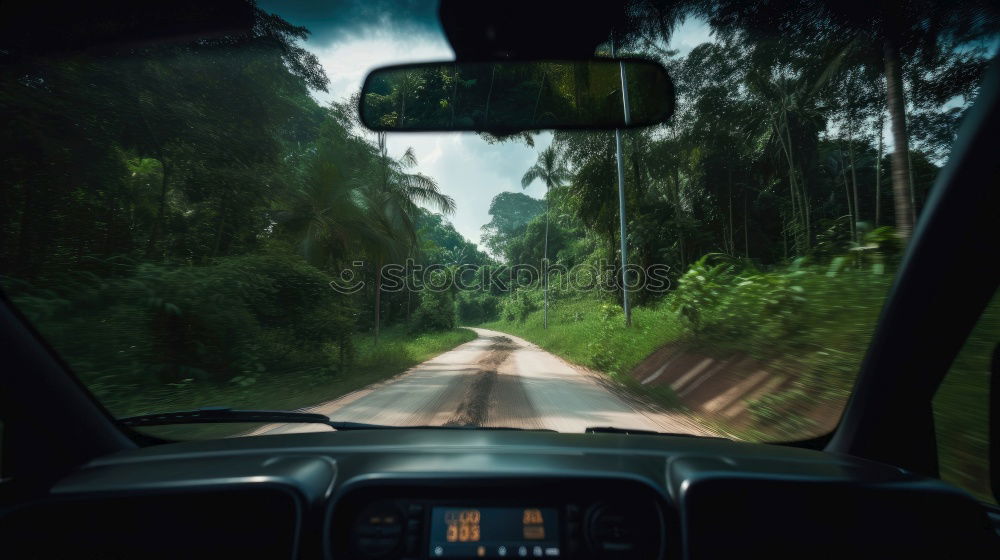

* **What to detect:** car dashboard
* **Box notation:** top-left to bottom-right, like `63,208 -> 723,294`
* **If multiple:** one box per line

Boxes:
2,430 -> 998,559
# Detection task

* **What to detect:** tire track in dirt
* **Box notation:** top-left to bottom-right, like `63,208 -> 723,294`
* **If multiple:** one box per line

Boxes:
443,336 -> 519,427
252,329 -> 710,436
486,362 -> 546,430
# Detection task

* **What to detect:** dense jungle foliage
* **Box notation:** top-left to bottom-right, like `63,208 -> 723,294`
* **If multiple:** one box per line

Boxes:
1,0 -> 996,499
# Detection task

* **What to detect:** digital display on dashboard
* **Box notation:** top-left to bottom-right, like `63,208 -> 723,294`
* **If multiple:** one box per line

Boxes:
428,507 -> 559,558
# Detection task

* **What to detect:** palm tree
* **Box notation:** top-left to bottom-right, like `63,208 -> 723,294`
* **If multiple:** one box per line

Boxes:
279,134 -> 454,343
278,154 -> 368,268
742,34 -> 852,256
366,135 -> 455,342
521,144 -> 569,329
710,0 -> 999,240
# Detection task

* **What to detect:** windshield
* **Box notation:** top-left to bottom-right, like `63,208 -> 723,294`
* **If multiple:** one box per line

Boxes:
1,0 -> 997,465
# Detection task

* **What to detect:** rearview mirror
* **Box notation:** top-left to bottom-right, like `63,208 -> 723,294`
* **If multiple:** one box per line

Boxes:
360,59 -> 674,132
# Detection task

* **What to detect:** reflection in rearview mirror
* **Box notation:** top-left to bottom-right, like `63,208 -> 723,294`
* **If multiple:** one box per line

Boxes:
360,59 -> 674,132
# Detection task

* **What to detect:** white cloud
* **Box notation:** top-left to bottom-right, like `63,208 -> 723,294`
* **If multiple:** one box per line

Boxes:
380,132 -> 552,248
421,137 -> 444,165
302,30 -> 554,250
672,17 -> 714,56
310,30 -> 453,105
294,18 -> 711,251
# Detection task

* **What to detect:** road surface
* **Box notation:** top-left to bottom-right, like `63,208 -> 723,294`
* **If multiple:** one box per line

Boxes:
253,328 -> 711,436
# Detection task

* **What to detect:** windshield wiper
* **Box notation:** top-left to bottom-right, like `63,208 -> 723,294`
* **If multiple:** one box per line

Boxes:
118,407 -> 572,433
585,426 -> 721,438
118,407 -> 558,432
117,407 -> 385,431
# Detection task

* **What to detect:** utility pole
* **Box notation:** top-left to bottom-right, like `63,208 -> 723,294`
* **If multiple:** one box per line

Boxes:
612,38 -> 632,327
543,184 -> 549,330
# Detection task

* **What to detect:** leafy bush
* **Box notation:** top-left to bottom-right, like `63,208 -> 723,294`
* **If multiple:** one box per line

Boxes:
2,252 -> 355,399
668,252 -> 890,357
410,287 -> 456,332
456,290 -> 500,324
499,288 -> 542,323
809,215 -> 857,261
485,246 -> 898,441
670,253 -> 738,333
587,304 -> 626,373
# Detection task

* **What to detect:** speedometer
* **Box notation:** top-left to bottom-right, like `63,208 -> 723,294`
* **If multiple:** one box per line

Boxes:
428,507 -> 560,558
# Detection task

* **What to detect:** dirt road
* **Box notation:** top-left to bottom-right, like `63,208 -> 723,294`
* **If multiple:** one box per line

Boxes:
254,328 -> 711,436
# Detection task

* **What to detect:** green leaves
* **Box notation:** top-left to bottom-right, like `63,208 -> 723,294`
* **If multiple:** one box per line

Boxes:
587,304 -> 627,374
480,192 -> 547,259
521,145 -> 569,190
410,282 -> 457,333
666,248 -> 892,358
6,252 -> 356,397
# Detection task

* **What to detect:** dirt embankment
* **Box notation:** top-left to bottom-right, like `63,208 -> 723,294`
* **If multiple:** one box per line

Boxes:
628,344 -> 845,438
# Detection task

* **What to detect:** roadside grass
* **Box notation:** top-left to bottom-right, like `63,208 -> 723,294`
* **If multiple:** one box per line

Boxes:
482,296 -> 686,378
108,326 -> 477,440
483,270 -> 999,504
484,265 -> 894,425
482,285 -> 882,433
482,295 -> 689,414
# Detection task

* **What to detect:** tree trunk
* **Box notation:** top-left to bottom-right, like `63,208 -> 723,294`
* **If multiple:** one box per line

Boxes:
374,262 -> 382,344
841,151 -> 855,241
531,71 -> 547,124
727,169 -> 735,256
743,191 -> 749,257
875,110 -> 884,227
800,181 -> 811,250
144,158 -> 169,259
783,145 -> 799,252
542,185 -> 549,330
378,133 -> 389,195
607,225 -> 617,291
776,113 -> 805,254
672,166 -> 685,266
406,272 -> 412,320
375,133 -> 387,345
848,139 -> 860,243
782,218 -> 788,260
883,38 -> 914,240
906,121 -> 918,224
384,288 -> 392,325
781,111 -> 810,251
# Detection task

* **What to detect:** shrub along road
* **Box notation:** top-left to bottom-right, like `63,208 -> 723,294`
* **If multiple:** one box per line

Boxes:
255,328 -> 711,436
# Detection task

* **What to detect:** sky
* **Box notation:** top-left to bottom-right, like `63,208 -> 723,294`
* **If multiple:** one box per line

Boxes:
258,1 -> 712,251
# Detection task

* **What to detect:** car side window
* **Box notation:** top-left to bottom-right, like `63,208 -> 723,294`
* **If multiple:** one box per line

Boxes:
933,291 -> 999,504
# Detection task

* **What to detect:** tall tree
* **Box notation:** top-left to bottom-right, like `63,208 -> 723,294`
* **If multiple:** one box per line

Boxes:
703,0 -> 1000,241
480,192 -> 547,259
521,145 -> 569,329
366,138 -> 456,341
